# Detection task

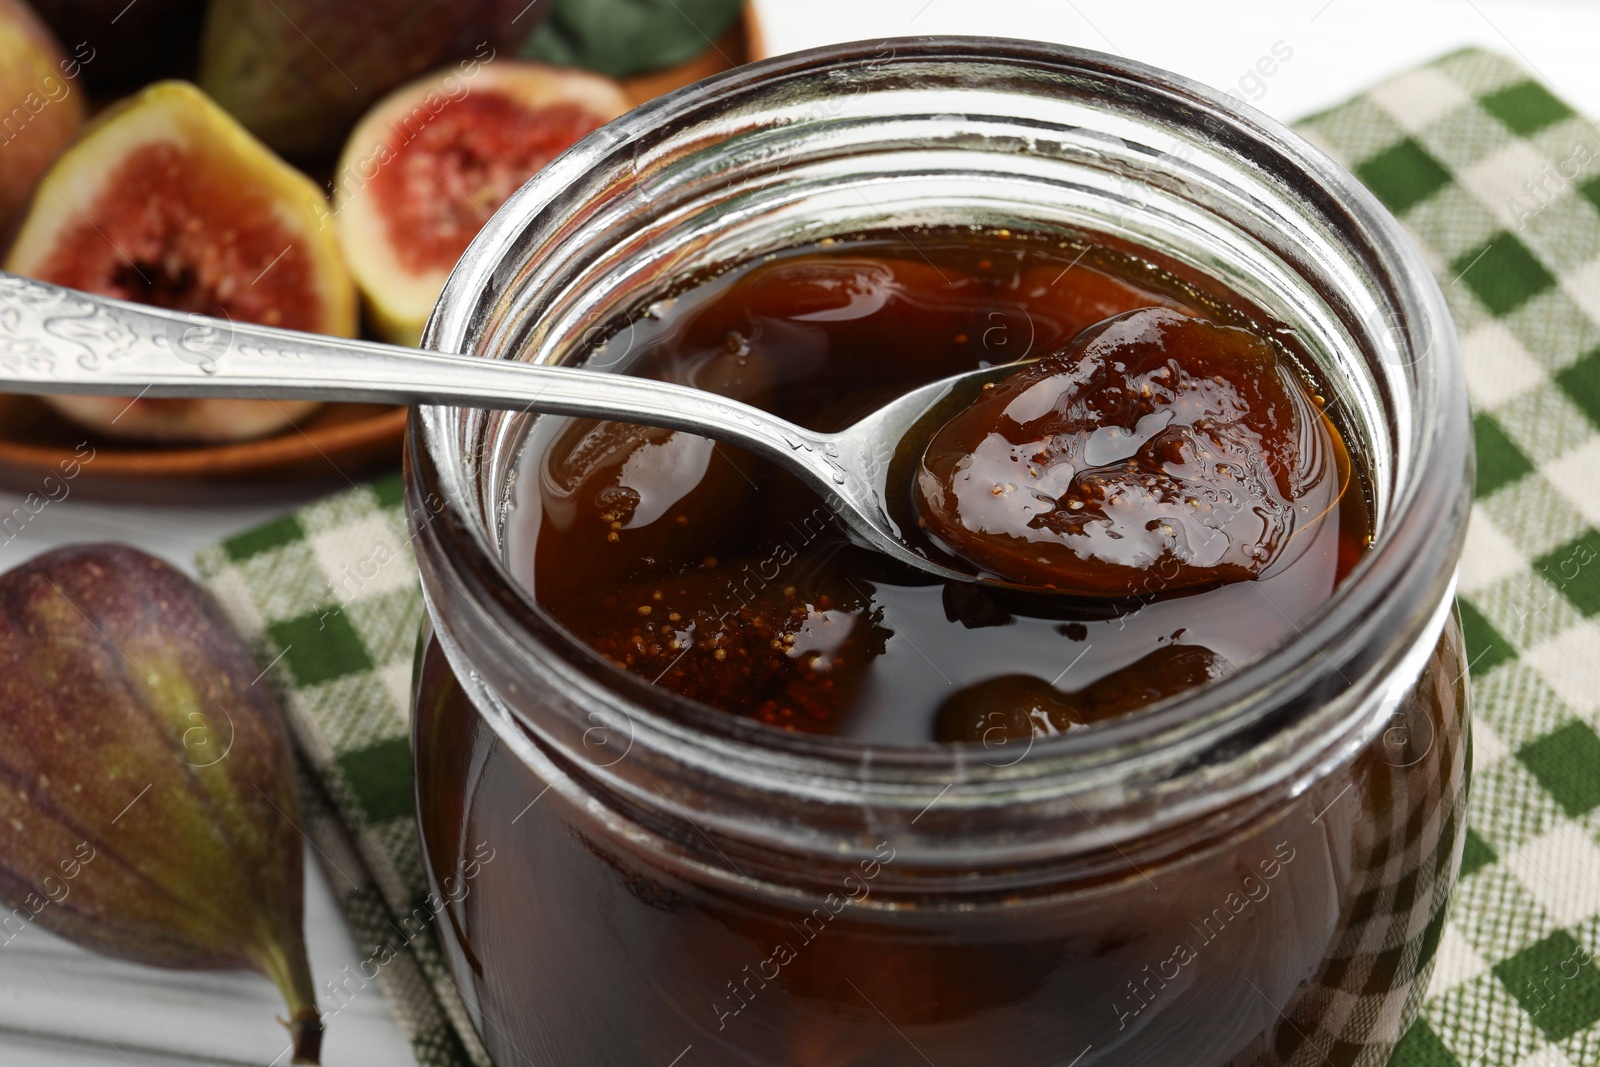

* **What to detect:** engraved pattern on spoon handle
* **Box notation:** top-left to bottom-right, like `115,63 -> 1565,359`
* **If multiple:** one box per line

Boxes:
0,273 -> 148,379
0,272 -> 849,481
0,271 -> 416,391
0,273 -> 977,580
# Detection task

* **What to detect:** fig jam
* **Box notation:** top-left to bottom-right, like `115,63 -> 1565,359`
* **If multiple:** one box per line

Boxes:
504,230 -> 1370,741
914,307 -> 1346,595
415,229 -> 1465,1067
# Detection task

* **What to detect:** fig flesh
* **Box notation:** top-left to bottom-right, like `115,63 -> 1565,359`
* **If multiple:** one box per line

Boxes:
0,544 -> 320,1063
0,0 -> 85,237
198,0 -> 550,158
334,61 -> 629,345
4,80 -> 358,442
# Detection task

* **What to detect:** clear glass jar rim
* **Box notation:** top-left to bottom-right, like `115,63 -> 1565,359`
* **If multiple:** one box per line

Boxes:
409,36 -> 1470,792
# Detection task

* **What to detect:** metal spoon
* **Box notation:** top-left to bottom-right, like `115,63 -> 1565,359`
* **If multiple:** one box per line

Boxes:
0,272 -> 1020,583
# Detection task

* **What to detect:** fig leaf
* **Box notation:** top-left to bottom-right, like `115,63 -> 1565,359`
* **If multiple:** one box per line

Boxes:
523,0 -> 745,78
0,544 -> 321,1063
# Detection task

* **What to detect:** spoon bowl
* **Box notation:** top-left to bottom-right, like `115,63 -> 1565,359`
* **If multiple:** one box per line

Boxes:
0,272 -> 1030,582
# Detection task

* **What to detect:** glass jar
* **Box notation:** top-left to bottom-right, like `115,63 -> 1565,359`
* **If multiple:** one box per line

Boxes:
406,37 -> 1472,1067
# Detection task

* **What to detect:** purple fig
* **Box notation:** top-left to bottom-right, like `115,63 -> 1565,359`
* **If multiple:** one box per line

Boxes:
197,0 -> 551,157
0,544 -> 320,1063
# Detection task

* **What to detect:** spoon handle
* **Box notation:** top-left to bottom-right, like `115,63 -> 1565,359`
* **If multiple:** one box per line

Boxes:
0,272 -> 846,480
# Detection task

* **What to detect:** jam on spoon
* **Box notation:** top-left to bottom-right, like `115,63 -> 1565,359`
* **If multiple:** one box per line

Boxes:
914,306 -> 1345,596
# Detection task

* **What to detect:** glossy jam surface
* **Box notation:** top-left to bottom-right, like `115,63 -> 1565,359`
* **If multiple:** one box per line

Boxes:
506,231 -> 1370,742
916,307 -> 1347,595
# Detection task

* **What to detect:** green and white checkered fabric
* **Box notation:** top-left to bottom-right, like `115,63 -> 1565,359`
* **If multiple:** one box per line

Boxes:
194,49 -> 1600,1067
197,479 -> 487,1067
1298,48 -> 1600,1067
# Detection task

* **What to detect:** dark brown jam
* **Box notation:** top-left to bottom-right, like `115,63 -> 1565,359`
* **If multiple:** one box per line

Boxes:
505,230 -> 1371,741
415,626 -> 1467,1067
417,228 -> 1466,1067
914,307 -> 1347,595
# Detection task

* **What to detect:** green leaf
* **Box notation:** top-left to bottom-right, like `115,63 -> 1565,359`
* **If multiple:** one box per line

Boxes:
522,0 -> 745,78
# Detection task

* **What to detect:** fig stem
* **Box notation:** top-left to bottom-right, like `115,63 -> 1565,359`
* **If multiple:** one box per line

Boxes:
262,941 -> 323,1065
286,1005 -> 324,1066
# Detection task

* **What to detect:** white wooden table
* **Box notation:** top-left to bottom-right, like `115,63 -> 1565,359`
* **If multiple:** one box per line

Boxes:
0,0 -> 1593,1061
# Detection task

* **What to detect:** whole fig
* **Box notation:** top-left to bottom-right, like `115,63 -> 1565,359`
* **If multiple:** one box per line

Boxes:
198,0 -> 550,157
0,0 -> 85,236
0,544 -> 321,1063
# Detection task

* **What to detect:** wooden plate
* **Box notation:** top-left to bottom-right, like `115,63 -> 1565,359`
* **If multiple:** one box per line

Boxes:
0,7 -> 765,502
0,396 -> 409,503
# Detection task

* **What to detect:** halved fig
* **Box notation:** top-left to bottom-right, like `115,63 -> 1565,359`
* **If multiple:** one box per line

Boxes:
4,81 -> 357,442
334,61 -> 630,346
0,0 -> 85,237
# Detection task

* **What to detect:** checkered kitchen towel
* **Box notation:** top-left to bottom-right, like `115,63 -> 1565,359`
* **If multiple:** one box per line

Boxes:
195,49 -> 1600,1067
1298,50 -> 1600,1067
